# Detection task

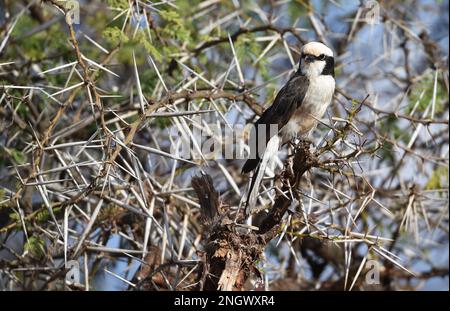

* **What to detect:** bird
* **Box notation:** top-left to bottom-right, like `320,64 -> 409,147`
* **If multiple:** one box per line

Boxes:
241,41 -> 336,214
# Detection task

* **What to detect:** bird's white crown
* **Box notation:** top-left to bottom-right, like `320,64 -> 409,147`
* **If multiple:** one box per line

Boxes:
301,42 -> 333,57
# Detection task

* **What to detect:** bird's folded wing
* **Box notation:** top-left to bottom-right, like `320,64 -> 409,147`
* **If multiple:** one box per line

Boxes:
242,74 -> 309,173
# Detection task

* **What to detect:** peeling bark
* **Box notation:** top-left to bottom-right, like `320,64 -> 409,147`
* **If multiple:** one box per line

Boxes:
192,141 -> 316,291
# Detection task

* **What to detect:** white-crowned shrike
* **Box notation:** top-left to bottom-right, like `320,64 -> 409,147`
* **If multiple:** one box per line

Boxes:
242,41 -> 336,214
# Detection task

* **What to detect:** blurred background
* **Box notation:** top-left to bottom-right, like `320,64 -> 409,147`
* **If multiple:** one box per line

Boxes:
0,0 -> 448,290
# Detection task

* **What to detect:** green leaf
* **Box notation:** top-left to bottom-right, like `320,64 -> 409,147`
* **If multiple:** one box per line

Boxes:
159,10 -> 181,22
103,26 -> 129,46
9,211 -> 20,222
136,32 -> 162,62
286,1 -> 308,23
234,34 -> 263,65
407,72 -> 445,115
425,167 -> 449,190
10,16 -> 45,60
159,10 -> 191,43
11,149 -> 26,164
24,236 -> 46,258
107,0 -> 129,9
36,207 -> 62,223
140,69 -> 158,97
0,188 -> 5,201
379,115 -> 409,144
155,117 -> 172,129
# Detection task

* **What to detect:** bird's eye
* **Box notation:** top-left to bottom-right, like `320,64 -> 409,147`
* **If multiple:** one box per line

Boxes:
318,54 -> 326,61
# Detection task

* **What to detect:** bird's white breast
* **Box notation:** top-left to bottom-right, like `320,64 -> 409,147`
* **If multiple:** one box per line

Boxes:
302,75 -> 335,119
280,75 -> 335,142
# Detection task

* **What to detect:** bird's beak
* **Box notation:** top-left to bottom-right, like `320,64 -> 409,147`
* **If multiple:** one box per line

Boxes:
304,55 -> 315,63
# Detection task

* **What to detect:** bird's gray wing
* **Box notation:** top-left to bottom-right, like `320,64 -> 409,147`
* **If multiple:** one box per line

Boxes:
257,74 -> 309,128
242,74 -> 309,173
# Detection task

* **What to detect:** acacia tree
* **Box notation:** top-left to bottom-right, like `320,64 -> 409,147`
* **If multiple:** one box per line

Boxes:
0,0 -> 448,290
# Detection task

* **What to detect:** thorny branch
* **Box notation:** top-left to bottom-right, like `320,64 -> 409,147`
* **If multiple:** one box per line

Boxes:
0,0 -> 448,291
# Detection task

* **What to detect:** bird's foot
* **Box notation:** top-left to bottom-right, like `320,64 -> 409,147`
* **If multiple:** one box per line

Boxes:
281,156 -> 295,179
290,137 -> 314,153
297,137 -> 313,146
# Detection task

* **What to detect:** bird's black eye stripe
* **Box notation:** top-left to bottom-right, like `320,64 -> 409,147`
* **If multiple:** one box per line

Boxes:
301,53 -> 328,61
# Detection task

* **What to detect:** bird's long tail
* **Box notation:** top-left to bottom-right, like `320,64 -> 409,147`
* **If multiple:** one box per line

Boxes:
244,134 -> 280,216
